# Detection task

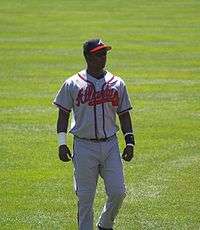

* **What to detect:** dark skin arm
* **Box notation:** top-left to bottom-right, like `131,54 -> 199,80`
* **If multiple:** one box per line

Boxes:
57,108 -> 71,162
119,111 -> 135,162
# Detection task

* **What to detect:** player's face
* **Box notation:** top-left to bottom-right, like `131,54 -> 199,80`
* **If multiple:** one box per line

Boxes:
90,49 -> 107,69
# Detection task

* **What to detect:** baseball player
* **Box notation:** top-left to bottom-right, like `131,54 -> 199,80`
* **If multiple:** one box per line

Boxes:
53,38 -> 135,230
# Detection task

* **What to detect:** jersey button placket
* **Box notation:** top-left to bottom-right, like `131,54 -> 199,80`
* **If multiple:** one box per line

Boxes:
95,105 -> 102,138
96,82 -> 100,91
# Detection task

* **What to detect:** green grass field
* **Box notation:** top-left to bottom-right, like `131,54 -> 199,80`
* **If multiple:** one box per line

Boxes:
0,0 -> 200,229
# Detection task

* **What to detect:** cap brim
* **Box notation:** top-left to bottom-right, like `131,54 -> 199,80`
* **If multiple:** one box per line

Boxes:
90,45 -> 112,53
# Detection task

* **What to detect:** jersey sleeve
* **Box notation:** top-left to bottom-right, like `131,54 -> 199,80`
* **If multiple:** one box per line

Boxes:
53,81 -> 73,113
117,82 -> 132,115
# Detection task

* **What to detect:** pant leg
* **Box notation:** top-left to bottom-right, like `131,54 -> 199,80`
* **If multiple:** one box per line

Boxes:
98,139 -> 126,229
73,138 -> 100,230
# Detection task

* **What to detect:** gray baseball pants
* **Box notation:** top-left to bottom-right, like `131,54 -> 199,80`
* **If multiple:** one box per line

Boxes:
72,135 -> 126,230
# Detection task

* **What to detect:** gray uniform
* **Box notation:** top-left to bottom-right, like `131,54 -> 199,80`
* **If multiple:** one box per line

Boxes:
54,69 -> 132,230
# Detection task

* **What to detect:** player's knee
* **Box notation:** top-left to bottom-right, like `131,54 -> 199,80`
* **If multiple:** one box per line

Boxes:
116,190 -> 126,201
109,189 -> 126,201
77,190 -> 95,206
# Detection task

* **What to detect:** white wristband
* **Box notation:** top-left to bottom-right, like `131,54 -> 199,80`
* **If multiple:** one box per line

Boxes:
124,132 -> 133,137
126,143 -> 134,147
58,132 -> 67,146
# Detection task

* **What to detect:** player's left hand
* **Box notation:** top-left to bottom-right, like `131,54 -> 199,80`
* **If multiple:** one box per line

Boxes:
122,145 -> 134,162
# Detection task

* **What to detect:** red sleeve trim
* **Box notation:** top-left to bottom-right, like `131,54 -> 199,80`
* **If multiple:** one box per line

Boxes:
53,102 -> 71,113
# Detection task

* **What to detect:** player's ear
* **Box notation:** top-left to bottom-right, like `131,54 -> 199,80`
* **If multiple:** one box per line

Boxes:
87,55 -> 93,62
84,52 -> 90,62
85,54 -> 93,64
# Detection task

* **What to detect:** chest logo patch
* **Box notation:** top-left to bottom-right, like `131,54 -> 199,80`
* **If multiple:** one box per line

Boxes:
76,84 -> 119,107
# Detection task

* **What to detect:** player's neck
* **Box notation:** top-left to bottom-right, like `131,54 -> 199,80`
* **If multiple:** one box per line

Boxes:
86,68 -> 106,79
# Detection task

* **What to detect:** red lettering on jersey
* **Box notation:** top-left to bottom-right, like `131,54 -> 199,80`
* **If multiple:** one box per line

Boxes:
75,85 -> 119,107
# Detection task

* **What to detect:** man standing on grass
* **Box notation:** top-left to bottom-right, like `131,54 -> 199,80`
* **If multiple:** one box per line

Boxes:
53,38 -> 135,230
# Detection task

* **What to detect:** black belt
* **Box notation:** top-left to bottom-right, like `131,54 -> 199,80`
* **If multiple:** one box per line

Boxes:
90,137 -> 109,142
75,135 -> 115,142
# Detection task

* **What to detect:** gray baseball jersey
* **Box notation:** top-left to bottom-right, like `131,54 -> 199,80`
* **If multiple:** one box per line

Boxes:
53,69 -> 132,139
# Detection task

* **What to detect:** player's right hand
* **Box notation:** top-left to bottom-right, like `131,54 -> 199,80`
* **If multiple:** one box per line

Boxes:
58,145 -> 71,162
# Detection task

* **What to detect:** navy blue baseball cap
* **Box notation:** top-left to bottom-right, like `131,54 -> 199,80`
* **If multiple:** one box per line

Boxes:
83,38 -> 112,55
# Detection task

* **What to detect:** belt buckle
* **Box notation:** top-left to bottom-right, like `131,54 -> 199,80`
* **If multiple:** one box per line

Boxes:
91,138 -> 106,142
100,137 -> 108,142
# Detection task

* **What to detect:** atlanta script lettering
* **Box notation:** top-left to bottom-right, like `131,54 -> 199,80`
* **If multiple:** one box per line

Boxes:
76,85 -> 119,107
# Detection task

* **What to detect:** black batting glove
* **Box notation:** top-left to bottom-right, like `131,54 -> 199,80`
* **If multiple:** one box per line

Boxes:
58,145 -> 71,162
122,145 -> 134,162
